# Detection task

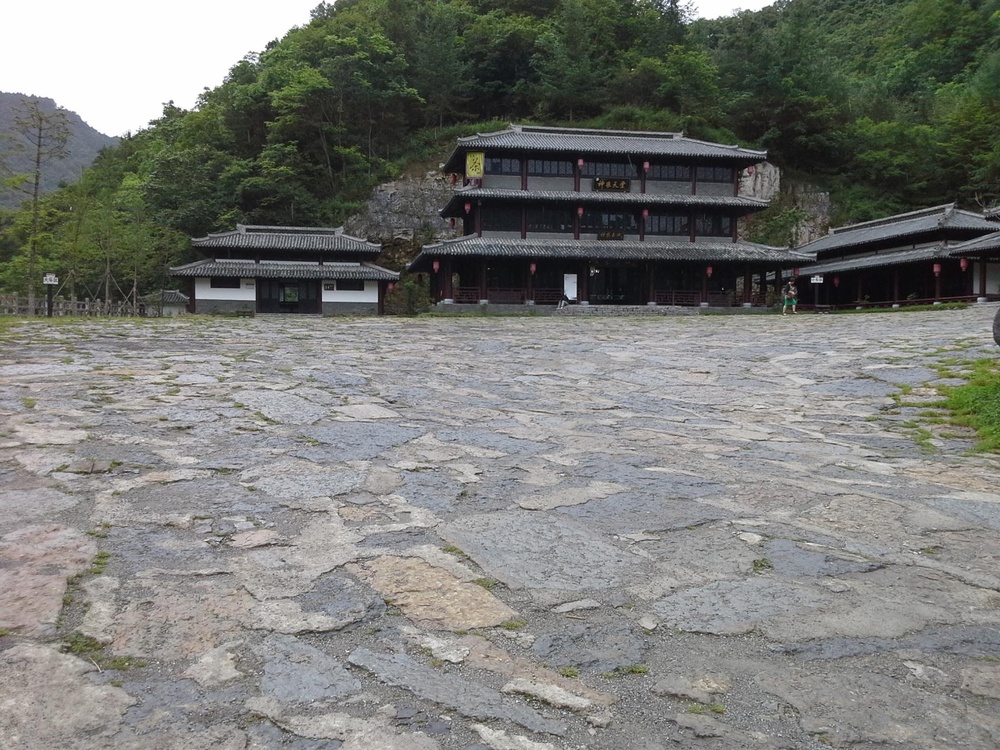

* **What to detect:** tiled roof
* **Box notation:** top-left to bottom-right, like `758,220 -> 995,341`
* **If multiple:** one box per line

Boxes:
191,224 -> 381,253
948,230 -> 1000,256
797,245 -> 950,275
170,260 -> 399,281
798,204 -> 998,256
442,124 -> 766,172
441,189 -> 767,217
409,236 -> 805,269
140,289 -> 189,305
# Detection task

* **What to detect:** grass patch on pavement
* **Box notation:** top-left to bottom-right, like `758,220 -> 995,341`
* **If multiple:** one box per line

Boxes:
935,358 -> 1000,453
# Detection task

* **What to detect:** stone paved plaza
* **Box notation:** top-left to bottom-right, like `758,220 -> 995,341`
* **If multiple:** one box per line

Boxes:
2,306 -> 1000,750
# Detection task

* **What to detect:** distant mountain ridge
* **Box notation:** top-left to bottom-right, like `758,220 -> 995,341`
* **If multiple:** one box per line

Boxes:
0,91 -> 117,209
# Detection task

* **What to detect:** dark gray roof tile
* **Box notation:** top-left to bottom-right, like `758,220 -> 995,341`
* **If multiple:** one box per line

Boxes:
798,204 -> 997,256
442,124 -> 766,172
192,224 -> 381,253
170,260 -> 399,281
798,246 -> 949,274
948,230 -> 1000,256
409,236 -> 804,269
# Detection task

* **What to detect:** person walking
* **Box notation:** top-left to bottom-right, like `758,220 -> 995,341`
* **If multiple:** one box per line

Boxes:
782,278 -> 798,315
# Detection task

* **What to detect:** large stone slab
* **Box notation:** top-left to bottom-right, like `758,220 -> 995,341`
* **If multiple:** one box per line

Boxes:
0,525 -> 96,637
441,511 -> 643,599
755,667 -> 1000,749
347,555 -> 517,629
260,634 -> 361,704
0,486 -> 80,532
651,577 -> 829,635
347,648 -> 567,735
0,643 -> 136,748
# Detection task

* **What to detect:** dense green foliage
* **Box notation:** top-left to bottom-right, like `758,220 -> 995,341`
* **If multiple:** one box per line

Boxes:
1,0 -> 999,301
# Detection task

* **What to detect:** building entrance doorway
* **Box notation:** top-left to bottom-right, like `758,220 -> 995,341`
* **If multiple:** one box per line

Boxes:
257,279 -> 321,314
590,266 -> 643,304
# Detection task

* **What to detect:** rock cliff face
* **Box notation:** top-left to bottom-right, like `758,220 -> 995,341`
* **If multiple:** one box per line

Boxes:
344,170 -> 461,243
740,161 -> 780,201
787,183 -> 833,247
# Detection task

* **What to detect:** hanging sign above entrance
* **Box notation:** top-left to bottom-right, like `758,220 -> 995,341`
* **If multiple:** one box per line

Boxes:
810,275 -> 824,284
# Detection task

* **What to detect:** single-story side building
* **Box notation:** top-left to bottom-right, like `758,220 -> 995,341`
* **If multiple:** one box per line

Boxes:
171,225 -> 399,315
794,204 -> 1000,307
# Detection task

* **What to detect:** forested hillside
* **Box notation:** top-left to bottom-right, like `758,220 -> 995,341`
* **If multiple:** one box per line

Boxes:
1,0 -> 998,302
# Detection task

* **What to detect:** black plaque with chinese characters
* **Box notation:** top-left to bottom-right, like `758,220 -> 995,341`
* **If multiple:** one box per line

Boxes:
593,177 -> 630,192
598,230 -> 625,240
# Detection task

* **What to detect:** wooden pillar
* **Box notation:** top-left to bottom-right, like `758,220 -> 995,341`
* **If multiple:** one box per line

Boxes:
442,258 -> 454,300
578,262 -> 589,303
980,258 -> 988,297
893,269 -> 900,304
479,258 -> 488,302
701,269 -> 708,305
648,263 -> 656,305
743,266 -> 752,305
527,262 -> 534,304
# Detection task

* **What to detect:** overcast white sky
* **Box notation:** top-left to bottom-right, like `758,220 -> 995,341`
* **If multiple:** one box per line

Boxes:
2,0 -> 773,138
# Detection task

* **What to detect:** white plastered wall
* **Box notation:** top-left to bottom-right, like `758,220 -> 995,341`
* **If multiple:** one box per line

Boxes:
322,281 -> 379,303
195,278 -> 256,300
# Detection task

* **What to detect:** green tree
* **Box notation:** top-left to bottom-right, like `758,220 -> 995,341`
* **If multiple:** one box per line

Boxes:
12,98 -> 70,311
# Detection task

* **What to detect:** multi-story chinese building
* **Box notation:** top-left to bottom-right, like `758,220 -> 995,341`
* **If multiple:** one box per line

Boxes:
408,124 -> 802,307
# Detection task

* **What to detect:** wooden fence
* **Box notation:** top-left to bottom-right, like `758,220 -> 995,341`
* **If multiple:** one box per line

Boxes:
0,295 -> 141,317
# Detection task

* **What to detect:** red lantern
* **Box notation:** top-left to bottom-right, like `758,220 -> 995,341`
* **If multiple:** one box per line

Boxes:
833,276 -> 840,288
960,257 -> 969,272
933,263 -> 942,276
388,282 -> 394,292
643,160 -> 650,172
706,265 -> 713,278
432,260 -> 440,273
529,263 -> 536,275
642,208 -> 649,218
450,218 -> 455,228
464,202 -> 471,214
577,158 -> 584,168
577,206 -> 584,217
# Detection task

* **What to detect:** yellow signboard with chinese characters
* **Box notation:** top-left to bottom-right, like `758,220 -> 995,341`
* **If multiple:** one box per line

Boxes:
466,151 -> 485,178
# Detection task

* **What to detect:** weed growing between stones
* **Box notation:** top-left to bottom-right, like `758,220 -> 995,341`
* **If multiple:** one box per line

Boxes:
472,577 -> 498,590
604,664 -> 649,678
752,558 -> 773,573
86,522 -> 112,539
558,666 -> 580,678
61,632 -> 148,672
87,551 -> 111,576
501,619 -> 527,630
